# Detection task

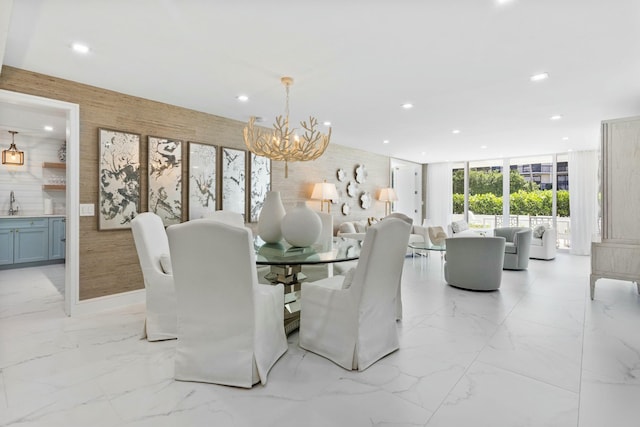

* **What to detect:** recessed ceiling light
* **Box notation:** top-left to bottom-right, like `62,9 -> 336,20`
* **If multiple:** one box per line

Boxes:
530,72 -> 549,82
236,95 -> 249,102
44,125 -> 54,132
452,129 -> 461,134
421,151 -> 426,155
71,43 -> 90,54
383,140 -> 390,144
480,145 -> 488,149
568,149 -> 573,152
323,121 -> 332,126
401,103 -> 414,110
550,115 -> 563,120
562,136 -> 569,141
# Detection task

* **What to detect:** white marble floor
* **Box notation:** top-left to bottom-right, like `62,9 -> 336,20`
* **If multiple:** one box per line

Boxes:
1,254 -> 640,426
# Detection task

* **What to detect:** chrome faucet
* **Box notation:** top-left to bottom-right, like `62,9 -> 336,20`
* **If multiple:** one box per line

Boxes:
9,191 -> 18,216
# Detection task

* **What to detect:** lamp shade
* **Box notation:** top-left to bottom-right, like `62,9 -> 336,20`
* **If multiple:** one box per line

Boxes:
378,188 -> 398,202
311,182 -> 338,201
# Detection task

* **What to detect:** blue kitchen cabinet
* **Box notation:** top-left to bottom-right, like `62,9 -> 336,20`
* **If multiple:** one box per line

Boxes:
0,228 -> 13,265
13,219 -> 48,263
0,217 -> 51,266
48,217 -> 66,260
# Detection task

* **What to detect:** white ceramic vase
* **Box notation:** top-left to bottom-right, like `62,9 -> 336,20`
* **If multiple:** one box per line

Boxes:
281,202 -> 322,247
257,191 -> 286,243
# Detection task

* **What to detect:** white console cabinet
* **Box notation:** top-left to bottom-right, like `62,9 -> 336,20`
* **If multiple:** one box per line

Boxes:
590,115 -> 640,299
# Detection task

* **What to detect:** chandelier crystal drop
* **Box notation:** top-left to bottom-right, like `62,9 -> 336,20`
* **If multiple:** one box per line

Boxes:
243,76 -> 331,178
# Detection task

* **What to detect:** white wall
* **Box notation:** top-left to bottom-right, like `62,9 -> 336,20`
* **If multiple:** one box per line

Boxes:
0,133 -> 66,216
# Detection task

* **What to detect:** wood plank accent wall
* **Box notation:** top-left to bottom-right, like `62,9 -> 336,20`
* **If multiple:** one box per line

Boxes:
0,66 -> 390,300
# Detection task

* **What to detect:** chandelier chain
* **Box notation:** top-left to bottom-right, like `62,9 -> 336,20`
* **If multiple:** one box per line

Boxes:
285,83 -> 290,125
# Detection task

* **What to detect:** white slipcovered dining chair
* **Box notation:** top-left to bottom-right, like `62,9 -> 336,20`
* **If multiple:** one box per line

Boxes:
131,212 -> 177,341
334,213 -> 409,320
385,212 -> 414,320
299,218 -> 411,371
205,209 -> 244,227
167,219 -> 287,387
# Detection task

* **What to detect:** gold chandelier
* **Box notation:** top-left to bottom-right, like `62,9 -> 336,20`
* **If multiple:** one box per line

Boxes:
243,76 -> 331,178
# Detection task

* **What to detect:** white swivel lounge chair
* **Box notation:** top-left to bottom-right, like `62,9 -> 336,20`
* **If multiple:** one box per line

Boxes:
299,218 -> 411,370
494,226 -> 533,270
444,236 -> 506,291
167,220 -> 287,388
131,212 -> 177,341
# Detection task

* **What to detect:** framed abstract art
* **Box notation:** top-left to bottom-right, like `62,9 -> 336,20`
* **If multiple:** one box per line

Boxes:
221,147 -> 246,218
249,153 -> 271,222
98,128 -> 141,230
148,136 -> 182,226
188,142 -> 217,220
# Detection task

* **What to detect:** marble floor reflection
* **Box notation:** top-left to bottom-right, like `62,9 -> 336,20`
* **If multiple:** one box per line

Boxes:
1,253 -> 640,426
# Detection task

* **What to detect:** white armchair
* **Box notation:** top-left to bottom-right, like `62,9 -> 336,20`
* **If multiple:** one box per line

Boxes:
529,226 -> 557,260
131,212 -> 177,341
299,218 -> 411,370
167,219 -> 287,387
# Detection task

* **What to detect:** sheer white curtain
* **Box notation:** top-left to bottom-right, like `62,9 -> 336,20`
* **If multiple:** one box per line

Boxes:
426,162 -> 453,228
568,150 -> 599,255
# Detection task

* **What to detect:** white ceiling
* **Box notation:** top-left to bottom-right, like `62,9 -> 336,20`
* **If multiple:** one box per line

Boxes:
2,0 -> 640,162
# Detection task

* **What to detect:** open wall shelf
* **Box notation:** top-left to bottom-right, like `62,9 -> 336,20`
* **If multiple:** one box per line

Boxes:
42,162 -> 66,190
42,162 -> 66,169
42,184 -> 66,191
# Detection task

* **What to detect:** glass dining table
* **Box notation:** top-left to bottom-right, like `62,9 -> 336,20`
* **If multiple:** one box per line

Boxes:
254,236 -> 362,334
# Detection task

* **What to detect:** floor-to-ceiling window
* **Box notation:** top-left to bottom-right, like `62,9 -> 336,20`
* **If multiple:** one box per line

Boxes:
449,154 -> 571,249
556,153 -> 571,248
509,155 -> 553,228
452,159 -> 504,228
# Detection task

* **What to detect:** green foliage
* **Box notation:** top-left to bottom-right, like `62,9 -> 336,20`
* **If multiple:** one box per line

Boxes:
510,190 -> 544,215
453,193 -> 463,214
471,193 -> 503,215
452,169 -> 538,196
452,170 -> 465,195
452,189 -> 571,216
510,170 -> 540,192
557,190 -> 570,217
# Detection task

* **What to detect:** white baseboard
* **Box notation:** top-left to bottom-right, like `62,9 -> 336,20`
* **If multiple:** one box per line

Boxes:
71,289 -> 145,316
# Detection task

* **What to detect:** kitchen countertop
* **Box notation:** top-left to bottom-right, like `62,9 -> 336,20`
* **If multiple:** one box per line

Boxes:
0,214 -> 66,219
